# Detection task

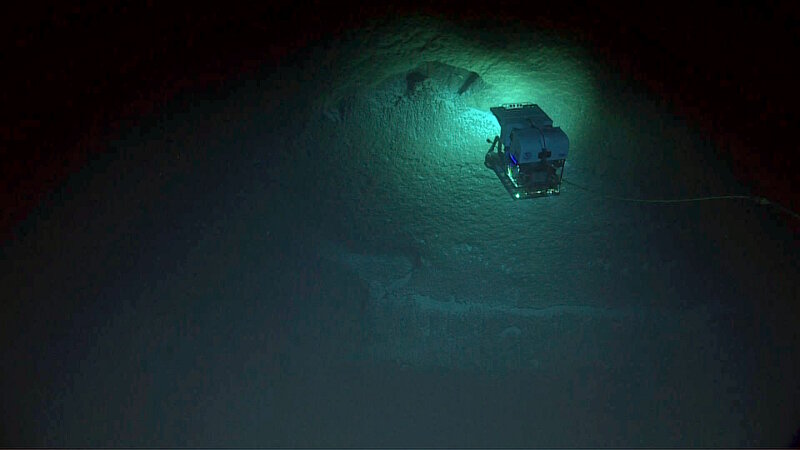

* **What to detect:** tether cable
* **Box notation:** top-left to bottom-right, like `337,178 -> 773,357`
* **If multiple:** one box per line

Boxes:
562,179 -> 800,221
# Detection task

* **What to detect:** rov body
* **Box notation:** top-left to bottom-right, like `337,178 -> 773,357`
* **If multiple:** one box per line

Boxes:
485,103 -> 569,199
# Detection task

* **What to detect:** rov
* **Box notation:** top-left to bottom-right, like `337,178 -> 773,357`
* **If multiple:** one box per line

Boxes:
485,103 -> 569,199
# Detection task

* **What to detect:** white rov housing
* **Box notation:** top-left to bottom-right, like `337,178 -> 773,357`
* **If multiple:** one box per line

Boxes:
485,103 -> 569,199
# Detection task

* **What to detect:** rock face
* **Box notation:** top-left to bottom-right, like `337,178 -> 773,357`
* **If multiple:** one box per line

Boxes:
320,239 -> 678,373
499,326 -> 522,340
295,16 -> 745,316
5,12 -> 795,448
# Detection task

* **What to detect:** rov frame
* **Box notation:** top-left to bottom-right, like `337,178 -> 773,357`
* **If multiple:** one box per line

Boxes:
484,103 -> 569,200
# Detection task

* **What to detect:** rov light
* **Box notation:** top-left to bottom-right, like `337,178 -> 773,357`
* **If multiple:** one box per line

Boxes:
484,103 -> 569,200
